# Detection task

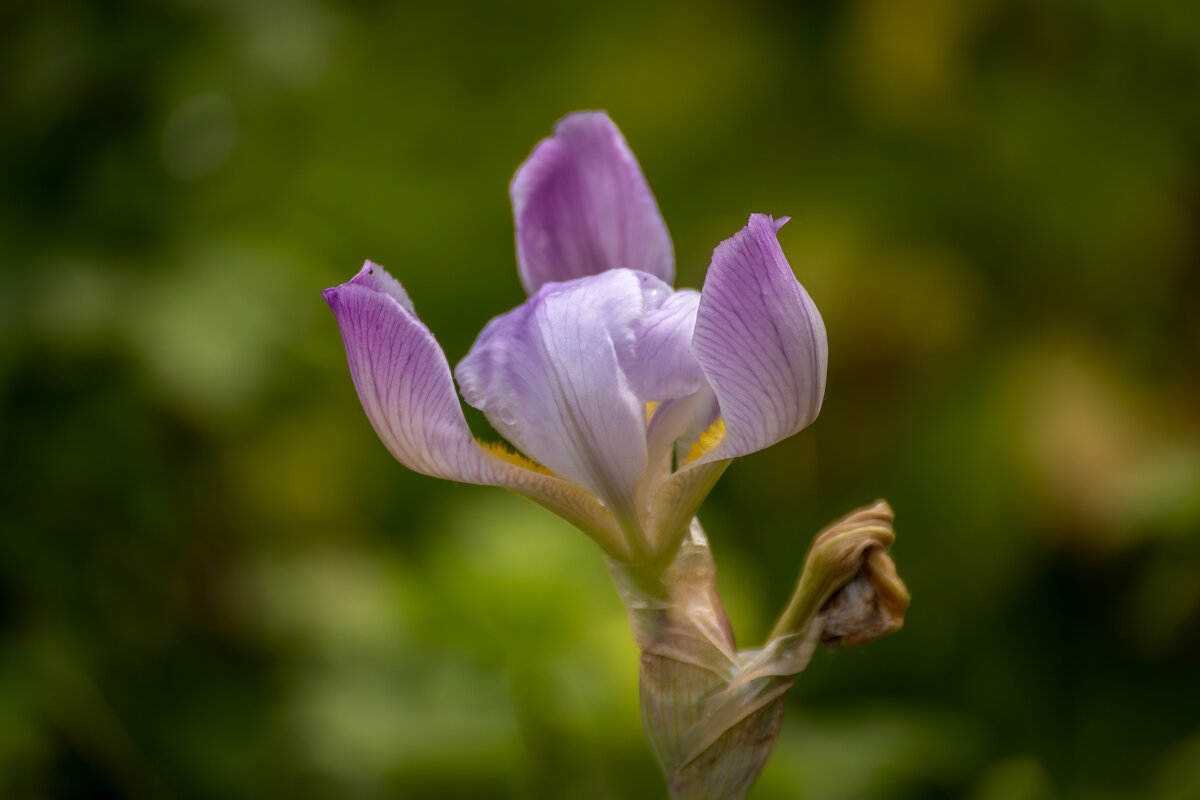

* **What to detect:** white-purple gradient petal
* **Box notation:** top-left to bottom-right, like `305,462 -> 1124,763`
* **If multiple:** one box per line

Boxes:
455,270 -> 653,522
511,112 -> 674,295
691,215 -> 828,461
326,261 -> 630,556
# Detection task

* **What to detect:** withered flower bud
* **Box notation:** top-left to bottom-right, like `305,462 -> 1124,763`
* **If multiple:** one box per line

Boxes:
610,504 -> 909,799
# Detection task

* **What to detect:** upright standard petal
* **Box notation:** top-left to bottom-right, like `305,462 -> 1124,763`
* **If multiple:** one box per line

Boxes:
511,111 -> 674,295
690,215 -> 828,461
455,269 -> 654,526
323,261 -> 506,483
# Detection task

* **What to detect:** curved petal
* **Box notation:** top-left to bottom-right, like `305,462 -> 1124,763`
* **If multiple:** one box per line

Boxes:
325,261 -> 629,555
672,386 -> 722,467
324,261 -> 503,483
690,215 -> 828,462
455,269 -> 652,524
511,111 -> 674,295
633,287 -> 705,403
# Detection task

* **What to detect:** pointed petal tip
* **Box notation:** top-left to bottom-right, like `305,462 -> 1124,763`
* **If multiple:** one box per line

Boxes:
327,259 -> 414,312
326,264 -> 629,554
325,272 -> 493,486
743,212 -> 789,236
691,215 -> 828,461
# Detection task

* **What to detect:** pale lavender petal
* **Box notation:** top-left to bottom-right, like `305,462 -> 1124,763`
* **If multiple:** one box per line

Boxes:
641,390 -> 706,516
691,215 -> 828,461
323,261 -> 510,484
326,262 -> 634,556
511,111 -> 674,295
455,269 -> 650,522
632,286 -> 705,403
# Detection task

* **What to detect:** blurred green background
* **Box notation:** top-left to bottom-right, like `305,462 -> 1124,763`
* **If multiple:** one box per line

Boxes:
3,1 -> 1199,798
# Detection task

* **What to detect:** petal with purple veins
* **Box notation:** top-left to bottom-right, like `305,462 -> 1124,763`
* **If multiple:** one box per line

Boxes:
455,269 -> 652,527
324,261 -> 627,555
324,261 -> 503,484
511,112 -> 674,295
690,215 -> 828,462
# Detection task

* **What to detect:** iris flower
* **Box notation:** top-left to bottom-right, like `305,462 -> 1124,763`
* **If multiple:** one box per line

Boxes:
324,112 -> 827,566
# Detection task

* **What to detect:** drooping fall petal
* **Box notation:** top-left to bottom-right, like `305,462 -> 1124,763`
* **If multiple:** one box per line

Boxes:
511,111 -> 675,295
324,261 -> 627,555
323,261 -> 506,484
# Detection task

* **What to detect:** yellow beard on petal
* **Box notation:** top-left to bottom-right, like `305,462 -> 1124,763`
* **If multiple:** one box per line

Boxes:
683,418 -> 725,465
477,439 -> 556,475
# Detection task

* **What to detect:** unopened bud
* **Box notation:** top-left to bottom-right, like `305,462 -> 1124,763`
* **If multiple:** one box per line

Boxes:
769,500 -> 910,648
820,543 -> 908,647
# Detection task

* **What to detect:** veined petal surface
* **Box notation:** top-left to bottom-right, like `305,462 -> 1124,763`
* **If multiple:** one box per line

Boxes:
324,261 -> 506,483
511,112 -> 674,295
455,269 -> 654,521
691,215 -> 828,461
325,261 -> 628,556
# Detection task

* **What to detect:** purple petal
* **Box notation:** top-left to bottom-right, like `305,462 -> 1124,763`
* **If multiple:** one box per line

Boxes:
455,269 -> 654,523
672,387 -> 722,467
690,215 -> 828,460
511,111 -> 674,295
631,284 -> 707,501
324,261 -> 513,484
632,287 -> 705,403
325,262 -> 635,559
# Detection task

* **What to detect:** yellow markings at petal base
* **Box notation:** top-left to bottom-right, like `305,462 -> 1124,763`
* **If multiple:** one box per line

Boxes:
645,401 -> 660,424
684,418 -> 725,465
478,439 -> 555,475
